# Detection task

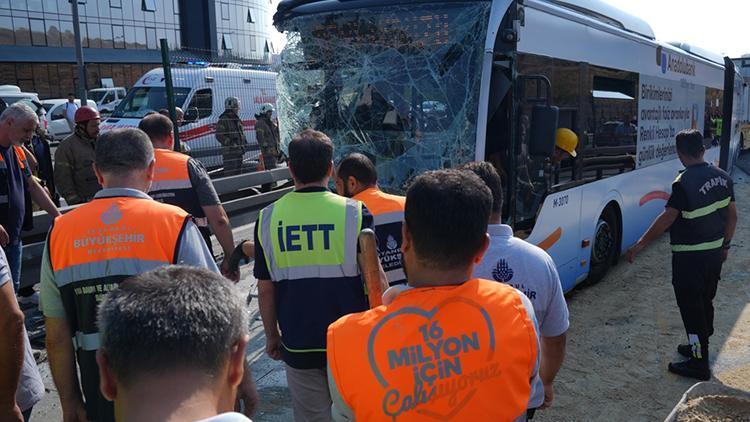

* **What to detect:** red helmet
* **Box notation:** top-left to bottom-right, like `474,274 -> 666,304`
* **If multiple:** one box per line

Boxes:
75,106 -> 100,123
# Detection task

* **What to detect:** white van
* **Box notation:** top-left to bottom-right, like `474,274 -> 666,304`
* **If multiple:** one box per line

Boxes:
101,65 -> 278,169
0,85 -> 40,106
0,85 -> 49,132
88,87 -> 127,115
42,98 -> 98,142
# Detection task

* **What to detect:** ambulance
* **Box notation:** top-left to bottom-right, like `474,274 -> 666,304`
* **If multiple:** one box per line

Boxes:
101,64 -> 277,168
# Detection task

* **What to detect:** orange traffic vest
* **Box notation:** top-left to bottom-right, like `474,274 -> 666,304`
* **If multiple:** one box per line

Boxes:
327,278 -> 538,421
48,194 -> 189,422
353,187 -> 406,285
150,148 -> 205,219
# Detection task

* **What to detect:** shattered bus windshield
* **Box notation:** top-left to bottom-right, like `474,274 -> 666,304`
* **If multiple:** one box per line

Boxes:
276,2 -> 491,192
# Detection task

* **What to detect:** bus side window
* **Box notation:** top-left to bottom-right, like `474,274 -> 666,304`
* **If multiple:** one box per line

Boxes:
705,87 -> 723,148
580,70 -> 638,181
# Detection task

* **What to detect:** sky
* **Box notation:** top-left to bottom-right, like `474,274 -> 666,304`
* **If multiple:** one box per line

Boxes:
603,0 -> 749,57
267,0 -> 750,58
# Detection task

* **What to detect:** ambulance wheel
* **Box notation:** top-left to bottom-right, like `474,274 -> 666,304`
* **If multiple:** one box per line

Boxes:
587,206 -> 620,284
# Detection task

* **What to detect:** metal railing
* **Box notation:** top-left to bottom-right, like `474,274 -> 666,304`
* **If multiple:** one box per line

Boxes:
21,167 -> 292,262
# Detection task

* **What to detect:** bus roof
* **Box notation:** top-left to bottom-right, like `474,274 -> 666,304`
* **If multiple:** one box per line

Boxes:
543,0 -> 654,40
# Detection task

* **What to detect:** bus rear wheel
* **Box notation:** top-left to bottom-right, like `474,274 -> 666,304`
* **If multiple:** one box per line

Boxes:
587,206 -> 620,284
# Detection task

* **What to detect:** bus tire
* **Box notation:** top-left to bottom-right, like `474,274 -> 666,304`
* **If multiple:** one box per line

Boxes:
587,205 -> 620,284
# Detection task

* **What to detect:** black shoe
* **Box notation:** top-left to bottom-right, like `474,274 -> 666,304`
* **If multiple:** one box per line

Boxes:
668,359 -> 711,381
677,344 -> 693,359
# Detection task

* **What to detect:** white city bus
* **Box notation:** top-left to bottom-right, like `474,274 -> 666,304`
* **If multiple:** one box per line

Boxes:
273,0 -> 744,291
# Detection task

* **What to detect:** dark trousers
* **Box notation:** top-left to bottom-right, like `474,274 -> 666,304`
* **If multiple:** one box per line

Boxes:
671,250 -> 723,360
261,153 -> 278,192
223,147 -> 244,176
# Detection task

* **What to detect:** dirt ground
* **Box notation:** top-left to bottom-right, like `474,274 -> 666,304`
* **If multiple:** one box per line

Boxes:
28,171 -> 750,422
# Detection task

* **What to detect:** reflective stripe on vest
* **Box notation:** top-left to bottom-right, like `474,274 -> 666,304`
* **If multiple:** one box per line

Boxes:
258,191 -> 362,281
671,238 -> 724,253
73,331 -> 101,352
327,278 -> 538,421
680,196 -> 731,219
149,149 -> 204,217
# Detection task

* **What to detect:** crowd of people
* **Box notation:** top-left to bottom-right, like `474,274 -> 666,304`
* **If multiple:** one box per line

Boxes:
0,98 -> 737,422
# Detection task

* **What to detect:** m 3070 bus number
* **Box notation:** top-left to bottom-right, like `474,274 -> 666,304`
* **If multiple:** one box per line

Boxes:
552,195 -> 569,208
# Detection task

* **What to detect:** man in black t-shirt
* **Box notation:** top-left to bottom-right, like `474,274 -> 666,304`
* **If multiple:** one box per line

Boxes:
627,129 -> 737,381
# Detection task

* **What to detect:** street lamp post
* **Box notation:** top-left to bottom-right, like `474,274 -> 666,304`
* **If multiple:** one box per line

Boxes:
70,0 -> 87,104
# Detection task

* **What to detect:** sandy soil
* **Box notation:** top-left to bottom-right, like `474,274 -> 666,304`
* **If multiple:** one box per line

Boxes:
28,171 -> 750,422
673,395 -> 750,422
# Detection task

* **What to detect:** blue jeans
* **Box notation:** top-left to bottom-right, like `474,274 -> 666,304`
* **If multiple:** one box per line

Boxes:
3,241 -> 22,293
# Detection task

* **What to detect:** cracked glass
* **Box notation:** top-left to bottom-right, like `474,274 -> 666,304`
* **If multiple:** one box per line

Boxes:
276,2 -> 492,192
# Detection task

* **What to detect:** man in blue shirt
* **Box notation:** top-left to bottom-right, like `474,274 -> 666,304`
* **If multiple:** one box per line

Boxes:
0,103 -> 60,293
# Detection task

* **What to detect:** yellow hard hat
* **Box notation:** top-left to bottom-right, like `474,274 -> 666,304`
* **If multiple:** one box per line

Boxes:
555,128 -> 578,157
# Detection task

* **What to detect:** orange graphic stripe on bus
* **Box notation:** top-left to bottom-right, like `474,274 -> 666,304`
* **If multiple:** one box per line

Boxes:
537,227 -> 562,251
639,191 -> 670,206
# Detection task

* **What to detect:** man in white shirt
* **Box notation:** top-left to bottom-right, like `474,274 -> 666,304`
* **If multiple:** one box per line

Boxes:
96,266 -> 257,422
465,161 -> 569,419
64,93 -> 78,131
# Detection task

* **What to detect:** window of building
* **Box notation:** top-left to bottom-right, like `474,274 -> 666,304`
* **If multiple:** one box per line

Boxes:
27,0 -> 43,12
134,26 -> 146,49
60,20 -> 74,47
145,26 -> 156,49
100,23 -> 113,48
264,40 -> 270,53
80,22 -> 89,48
0,16 -> 13,45
110,0 -> 122,8
247,10 -> 254,23
186,88 -> 213,119
87,21 -> 101,48
113,25 -> 125,49
221,2 -> 230,20
29,18 -> 46,46
13,17 -> 31,46
124,25 -> 136,49
43,0 -> 58,13
45,19 -> 61,47
142,0 -> 156,12
222,33 -> 233,50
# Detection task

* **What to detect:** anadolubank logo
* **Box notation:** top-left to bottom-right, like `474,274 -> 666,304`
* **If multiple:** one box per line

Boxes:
656,46 -> 696,76
656,46 -> 667,74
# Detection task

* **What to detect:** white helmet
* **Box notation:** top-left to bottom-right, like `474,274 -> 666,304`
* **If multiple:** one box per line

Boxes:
225,96 -> 240,110
260,103 -> 275,114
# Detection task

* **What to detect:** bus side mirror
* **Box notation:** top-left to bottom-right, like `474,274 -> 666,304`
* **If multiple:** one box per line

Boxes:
528,105 -> 559,157
184,107 -> 199,123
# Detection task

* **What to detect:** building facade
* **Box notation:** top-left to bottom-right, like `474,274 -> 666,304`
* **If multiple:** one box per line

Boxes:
0,0 -> 276,99
734,56 -> 750,81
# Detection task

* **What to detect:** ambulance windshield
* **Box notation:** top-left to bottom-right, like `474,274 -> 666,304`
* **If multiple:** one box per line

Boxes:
275,2 -> 492,193
112,87 -> 190,118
